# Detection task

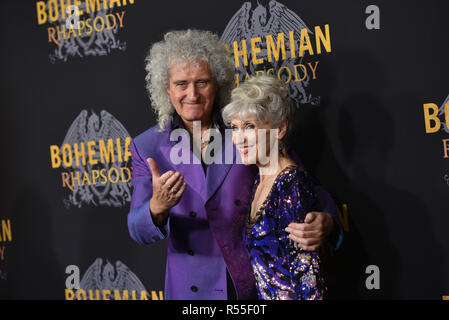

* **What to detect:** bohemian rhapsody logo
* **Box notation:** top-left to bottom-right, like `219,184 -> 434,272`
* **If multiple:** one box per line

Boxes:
423,94 -> 449,185
221,0 -> 332,107
49,110 -> 132,208
35,0 -> 135,63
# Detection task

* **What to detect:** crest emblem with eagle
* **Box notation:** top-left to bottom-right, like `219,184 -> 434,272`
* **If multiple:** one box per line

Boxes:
78,258 -> 149,299
44,0 -> 126,63
61,110 -> 132,208
221,0 -> 320,106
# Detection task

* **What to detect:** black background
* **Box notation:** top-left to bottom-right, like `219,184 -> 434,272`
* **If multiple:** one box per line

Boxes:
0,0 -> 448,299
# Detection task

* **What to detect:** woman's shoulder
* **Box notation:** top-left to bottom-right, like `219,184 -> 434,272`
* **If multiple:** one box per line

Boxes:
273,165 -> 315,197
270,165 -> 317,216
276,165 -> 308,184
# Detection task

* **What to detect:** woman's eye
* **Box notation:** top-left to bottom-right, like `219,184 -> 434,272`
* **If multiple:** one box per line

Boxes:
246,124 -> 255,129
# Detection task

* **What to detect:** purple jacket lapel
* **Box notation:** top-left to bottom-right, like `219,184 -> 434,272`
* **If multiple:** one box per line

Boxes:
158,120 -> 236,204
204,127 -> 235,204
159,122 -> 206,200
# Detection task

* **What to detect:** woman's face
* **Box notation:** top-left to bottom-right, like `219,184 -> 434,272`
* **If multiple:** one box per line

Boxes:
230,116 -> 278,167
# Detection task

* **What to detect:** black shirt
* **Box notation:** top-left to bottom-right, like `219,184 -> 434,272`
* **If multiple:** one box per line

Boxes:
171,112 -> 220,174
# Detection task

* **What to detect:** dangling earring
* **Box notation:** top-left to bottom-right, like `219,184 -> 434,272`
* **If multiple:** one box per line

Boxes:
279,140 -> 285,157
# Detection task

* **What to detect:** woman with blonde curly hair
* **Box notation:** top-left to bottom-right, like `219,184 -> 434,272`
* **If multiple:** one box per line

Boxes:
222,74 -> 326,300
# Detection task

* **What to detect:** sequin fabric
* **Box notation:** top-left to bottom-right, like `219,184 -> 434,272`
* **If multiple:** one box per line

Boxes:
245,165 -> 326,300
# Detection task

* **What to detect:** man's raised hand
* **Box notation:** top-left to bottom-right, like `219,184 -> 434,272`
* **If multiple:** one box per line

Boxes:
147,158 -> 187,225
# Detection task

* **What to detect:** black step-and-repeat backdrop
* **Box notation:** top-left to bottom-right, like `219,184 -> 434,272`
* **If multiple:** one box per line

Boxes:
0,0 -> 448,300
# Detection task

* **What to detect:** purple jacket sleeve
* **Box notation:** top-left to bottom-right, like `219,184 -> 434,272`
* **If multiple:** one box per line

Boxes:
127,140 -> 169,245
313,185 -> 343,249
287,147 -> 343,249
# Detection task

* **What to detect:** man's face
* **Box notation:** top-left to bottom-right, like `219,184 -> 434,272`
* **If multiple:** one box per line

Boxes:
166,60 -> 218,127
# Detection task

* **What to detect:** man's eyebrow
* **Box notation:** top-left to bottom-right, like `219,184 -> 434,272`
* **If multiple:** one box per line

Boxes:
172,78 -> 211,85
195,78 -> 211,82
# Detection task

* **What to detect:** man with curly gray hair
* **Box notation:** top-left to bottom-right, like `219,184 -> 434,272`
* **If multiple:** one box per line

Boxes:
145,29 -> 234,132
127,29 -> 341,300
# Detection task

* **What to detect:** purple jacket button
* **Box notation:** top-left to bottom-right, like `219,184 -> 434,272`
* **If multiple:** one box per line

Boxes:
191,286 -> 198,292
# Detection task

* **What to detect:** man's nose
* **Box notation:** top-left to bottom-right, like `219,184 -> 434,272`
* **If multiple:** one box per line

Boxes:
186,83 -> 199,100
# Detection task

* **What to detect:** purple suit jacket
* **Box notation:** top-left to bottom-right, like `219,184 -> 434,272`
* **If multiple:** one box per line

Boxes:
127,121 -> 259,300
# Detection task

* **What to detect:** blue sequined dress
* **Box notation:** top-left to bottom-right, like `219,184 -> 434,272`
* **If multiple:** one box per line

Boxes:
245,165 -> 326,300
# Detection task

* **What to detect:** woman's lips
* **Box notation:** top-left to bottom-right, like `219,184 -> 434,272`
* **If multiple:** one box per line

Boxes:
238,145 -> 253,155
